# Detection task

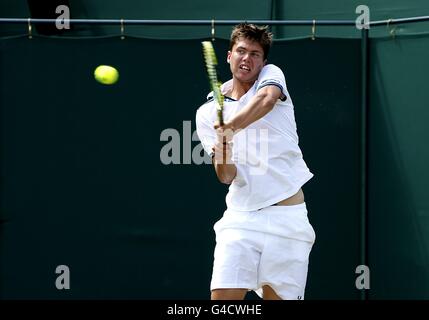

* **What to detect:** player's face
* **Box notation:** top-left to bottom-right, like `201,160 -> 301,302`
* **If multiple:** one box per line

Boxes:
228,37 -> 266,84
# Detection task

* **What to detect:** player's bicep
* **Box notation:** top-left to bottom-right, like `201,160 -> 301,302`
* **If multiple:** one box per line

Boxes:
257,84 -> 285,102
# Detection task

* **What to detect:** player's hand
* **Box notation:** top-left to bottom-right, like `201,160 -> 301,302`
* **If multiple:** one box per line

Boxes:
214,121 -> 235,147
215,125 -> 233,143
212,140 -> 233,164
212,127 -> 233,164
214,120 -> 234,132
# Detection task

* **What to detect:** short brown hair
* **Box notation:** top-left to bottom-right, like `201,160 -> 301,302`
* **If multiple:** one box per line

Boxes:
229,23 -> 273,60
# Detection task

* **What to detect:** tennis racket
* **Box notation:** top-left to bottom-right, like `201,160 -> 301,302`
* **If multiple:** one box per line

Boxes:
201,41 -> 224,126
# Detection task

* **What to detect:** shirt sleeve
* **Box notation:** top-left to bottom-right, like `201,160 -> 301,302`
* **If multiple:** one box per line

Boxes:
256,64 -> 288,101
196,107 -> 216,158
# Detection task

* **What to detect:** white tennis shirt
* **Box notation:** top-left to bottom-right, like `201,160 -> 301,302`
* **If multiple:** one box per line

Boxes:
196,64 -> 313,211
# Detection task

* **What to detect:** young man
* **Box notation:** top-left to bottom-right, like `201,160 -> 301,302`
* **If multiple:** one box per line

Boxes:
196,24 -> 316,300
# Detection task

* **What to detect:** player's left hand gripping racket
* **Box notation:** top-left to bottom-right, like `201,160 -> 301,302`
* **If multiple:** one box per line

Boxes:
201,41 -> 224,126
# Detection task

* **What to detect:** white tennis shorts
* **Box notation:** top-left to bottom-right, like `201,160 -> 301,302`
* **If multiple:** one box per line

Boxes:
210,203 -> 316,300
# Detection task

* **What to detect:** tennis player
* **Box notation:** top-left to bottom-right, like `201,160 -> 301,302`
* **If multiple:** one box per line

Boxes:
196,23 -> 316,300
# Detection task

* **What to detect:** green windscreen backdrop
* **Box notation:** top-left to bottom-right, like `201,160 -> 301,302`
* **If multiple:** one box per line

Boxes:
368,34 -> 429,299
1,0 -> 429,39
1,1 -> 429,300
0,36 -> 362,299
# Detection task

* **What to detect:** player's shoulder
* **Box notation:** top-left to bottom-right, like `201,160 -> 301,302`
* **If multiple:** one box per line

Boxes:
197,91 -> 236,112
261,63 -> 285,75
196,95 -> 215,117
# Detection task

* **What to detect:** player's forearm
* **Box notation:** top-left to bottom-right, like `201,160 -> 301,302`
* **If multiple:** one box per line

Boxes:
213,160 -> 237,184
228,91 -> 277,131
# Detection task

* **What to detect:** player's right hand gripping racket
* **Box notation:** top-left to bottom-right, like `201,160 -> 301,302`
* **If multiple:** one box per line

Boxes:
201,41 -> 224,126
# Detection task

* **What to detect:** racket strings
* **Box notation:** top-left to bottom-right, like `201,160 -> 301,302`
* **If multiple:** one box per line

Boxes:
202,41 -> 224,115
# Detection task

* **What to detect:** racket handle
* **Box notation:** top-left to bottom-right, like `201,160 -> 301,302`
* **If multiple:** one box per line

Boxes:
217,110 -> 224,126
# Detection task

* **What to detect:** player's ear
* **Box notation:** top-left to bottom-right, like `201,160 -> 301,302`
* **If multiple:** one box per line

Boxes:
263,59 -> 267,66
227,51 -> 231,63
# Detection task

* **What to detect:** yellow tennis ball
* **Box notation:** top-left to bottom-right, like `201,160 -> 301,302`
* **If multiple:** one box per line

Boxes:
94,65 -> 119,85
